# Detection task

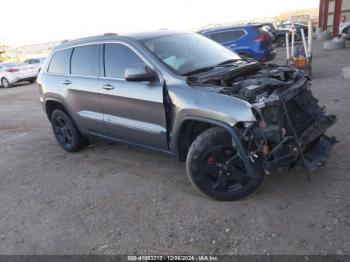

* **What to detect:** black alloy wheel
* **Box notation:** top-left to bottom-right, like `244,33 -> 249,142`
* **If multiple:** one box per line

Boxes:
51,109 -> 89,152
186,127 -> 264,201
199,145 -> 248,192
53,115 -> 74,150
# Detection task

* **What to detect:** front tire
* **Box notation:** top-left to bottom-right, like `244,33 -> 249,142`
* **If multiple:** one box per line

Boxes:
186,127 -> 264,201
51,109 -> 89,152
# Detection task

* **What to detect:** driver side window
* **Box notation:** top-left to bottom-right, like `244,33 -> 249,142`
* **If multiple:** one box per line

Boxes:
104,43 -> 146,79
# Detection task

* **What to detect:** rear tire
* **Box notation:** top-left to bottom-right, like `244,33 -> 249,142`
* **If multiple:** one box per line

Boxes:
29,78 -> 36,84
1,77 -> 12,88
186,127 -> 264,201
51,109 -> 89,152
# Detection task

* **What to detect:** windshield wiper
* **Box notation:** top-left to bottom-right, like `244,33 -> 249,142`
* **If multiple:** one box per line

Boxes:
216,59 -> 241,66
182,59 -> 242,76
182,66 -> 216,76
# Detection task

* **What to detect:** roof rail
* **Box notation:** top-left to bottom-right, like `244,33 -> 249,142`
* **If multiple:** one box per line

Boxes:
103,33 -> 118,36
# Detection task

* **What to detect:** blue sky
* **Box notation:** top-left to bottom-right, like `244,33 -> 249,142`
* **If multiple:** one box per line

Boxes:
0,0 -> 318,46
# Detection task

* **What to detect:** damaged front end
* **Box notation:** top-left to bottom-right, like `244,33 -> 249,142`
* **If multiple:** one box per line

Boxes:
190,62 -> 337,174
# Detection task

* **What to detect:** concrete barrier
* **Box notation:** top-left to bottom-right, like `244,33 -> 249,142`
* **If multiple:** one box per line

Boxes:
323,39 -> 345,50
317,31 -> 332,41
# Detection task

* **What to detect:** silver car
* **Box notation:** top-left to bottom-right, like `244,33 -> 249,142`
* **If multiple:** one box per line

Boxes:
37,31 -> 336,201
0,62 -> 38,88
23,57 -> 46,74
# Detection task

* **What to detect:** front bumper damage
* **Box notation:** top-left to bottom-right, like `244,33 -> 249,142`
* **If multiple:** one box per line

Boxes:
249,78 -> 337,175
262,108 -> 337,173
189,61 -> 337,175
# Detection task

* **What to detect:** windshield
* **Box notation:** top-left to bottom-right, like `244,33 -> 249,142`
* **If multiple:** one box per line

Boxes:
141,33 -> 241,75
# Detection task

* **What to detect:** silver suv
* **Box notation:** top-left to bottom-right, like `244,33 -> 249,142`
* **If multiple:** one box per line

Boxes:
38,31 -> 336,201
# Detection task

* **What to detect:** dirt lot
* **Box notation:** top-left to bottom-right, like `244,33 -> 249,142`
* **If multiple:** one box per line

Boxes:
0,40 -> 349,255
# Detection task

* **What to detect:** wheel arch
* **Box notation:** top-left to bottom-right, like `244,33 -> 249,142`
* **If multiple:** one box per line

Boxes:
44,98 -> 75,124
173,116 -> 248,164
45,98 -> 88,137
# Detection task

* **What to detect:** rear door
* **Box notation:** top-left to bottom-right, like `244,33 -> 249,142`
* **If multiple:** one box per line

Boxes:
46,45 -> 105,134
98,42 -> 168,150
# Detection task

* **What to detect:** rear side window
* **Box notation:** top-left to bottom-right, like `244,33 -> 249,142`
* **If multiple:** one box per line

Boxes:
208,30 -> 246,43
71,45 -> 99,76
104,43 -> 145,79
48,49 -> 72,74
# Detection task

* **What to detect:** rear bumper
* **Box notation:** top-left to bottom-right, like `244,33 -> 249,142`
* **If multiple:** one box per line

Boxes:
10,72 -> 37,84
17,76 -> 37,82
261,49 -> 277,62
254,48 -> 277,62
5,76 -> 36,85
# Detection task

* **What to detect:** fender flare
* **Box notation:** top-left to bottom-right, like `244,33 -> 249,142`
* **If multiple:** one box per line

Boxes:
44,98 -> 87,135
44,98 -> 67,117
173,116 -> 255,178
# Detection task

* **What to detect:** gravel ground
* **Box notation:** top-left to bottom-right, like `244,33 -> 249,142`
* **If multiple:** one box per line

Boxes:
0,40 -> 349,255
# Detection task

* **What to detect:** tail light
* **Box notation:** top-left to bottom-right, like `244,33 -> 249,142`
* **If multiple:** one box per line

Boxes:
6,68 -> 19,73
254,33 -> 266,42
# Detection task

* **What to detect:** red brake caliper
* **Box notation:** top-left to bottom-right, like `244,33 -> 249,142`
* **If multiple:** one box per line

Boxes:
207,155 -> 217,176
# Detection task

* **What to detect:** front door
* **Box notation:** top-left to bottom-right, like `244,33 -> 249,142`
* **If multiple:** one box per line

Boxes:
98,42 -> 168,150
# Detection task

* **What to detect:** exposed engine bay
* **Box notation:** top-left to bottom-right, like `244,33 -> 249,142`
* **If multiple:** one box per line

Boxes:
188,61 -> 337,174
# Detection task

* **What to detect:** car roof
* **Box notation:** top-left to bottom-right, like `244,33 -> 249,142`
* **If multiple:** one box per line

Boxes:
198,24 -> 258,34
121,30 -> 187,40
53,30 -> 189,51
0,62 -> 18,67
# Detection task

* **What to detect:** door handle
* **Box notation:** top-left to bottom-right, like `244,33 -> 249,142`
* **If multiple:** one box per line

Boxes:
101,84 -> 114,90
62,80 -> 72,85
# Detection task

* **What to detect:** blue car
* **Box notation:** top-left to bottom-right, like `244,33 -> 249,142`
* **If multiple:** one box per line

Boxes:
199,25 -> 276,62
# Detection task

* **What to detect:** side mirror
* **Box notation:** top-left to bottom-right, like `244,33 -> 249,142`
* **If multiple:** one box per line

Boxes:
125,65 -> 157,82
